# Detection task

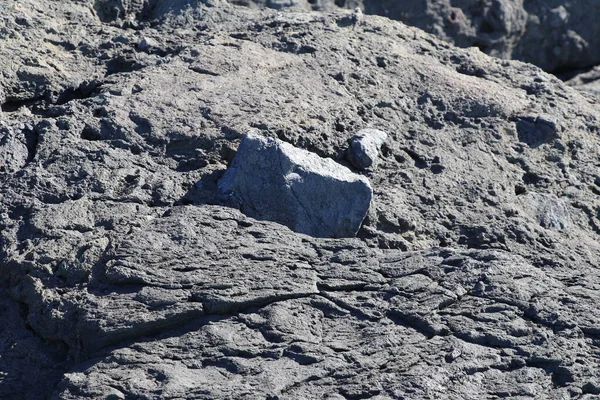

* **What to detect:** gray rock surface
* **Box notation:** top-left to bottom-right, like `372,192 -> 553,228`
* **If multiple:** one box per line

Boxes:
0,124 -> 29,173
232,0 -> 600,73
357,0 -> 600,72
519,192 -> 571,231
218,131 -> 372,238
347,128 -> 387,170
567,66 -> 600,98
1,0 -> 600,399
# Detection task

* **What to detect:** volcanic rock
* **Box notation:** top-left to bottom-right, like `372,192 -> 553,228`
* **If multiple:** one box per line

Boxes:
567,66 -> 600,98
0,125 -> 29,173
218,131 -> 372,238
1,1 -> 600,399
347,128 -> 387,170
234,0 -> 600,73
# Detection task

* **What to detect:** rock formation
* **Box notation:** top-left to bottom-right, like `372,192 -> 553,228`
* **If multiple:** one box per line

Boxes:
235,0 -> 600,73
566,66 -> 600,97
354,0 -> 600,73
1,0 -> 600,399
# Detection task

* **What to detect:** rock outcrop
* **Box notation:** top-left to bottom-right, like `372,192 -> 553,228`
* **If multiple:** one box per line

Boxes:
567,66 -> 600,97
1,0 -> 600,399
354,0 -> 600,72
234,0 -> 600,73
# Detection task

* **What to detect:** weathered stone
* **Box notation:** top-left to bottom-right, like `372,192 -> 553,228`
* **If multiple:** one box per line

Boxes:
2,1 -> 600,398
347,128 -> 387,170
266,0 -> 310,10
567,66 -> 600,97
137,37 -> 159,51
519,192 -> 571,231
516,115 -> 560,148
218,131 -> 372,238
0,127 -> 28,173
233,0 -> 600,73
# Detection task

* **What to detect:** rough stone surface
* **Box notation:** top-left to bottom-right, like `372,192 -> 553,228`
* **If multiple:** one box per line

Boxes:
0,124 -> 29,173
347,128 -> 387,170
357,0 -> 600,72
2,1 -> 600,399
518,192 -> 571,231
232,0 -> 600,73
219,131 -> 372,238
567,66 -> 600,98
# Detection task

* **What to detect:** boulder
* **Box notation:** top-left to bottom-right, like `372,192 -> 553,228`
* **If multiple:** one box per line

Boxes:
347,128 -> 387,170
218,131 -> 372,238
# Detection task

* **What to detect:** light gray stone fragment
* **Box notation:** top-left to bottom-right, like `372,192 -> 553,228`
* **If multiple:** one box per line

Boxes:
218,131 -> 372,238
266,0 -> 310,10
516,115 -> 560,147
347,128 -> 387,170
138,37 -> 158,51
0,127 -> 28,173
519,192 -> 570,231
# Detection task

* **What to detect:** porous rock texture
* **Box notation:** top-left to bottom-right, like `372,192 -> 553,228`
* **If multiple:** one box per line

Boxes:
567,66 -> 600,98
218,131 -> 372,238
236,0 -> 600,73
2,0 -> 600,399
353,0 -> 600,72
